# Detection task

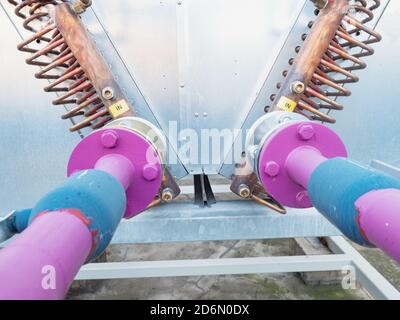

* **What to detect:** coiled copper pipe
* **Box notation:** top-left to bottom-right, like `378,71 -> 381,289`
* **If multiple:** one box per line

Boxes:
8,0 -> 134,132
270,0 -> 382,123
231,0 -> 383,213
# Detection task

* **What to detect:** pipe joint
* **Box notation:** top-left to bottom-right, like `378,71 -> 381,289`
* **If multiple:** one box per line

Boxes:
251,117 -> 347,208
68,122 -> 164,219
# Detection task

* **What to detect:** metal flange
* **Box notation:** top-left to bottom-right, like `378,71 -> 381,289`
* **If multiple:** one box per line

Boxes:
67,126 -> 163,218
257,120 -> 347,208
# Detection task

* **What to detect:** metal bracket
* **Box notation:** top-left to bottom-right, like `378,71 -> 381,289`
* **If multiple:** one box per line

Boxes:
193,174 -> 216,207
0,210 -> 16,244
370,160 -> 400,180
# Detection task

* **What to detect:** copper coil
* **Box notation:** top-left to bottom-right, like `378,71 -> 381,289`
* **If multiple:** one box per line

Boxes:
271,0 -> 382,124
7,0 -> 124,132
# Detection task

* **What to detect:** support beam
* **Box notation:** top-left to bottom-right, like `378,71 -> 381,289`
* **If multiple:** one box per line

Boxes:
327,236 -> 400,300
76,254 -> 351,280
111,201 -> 342,244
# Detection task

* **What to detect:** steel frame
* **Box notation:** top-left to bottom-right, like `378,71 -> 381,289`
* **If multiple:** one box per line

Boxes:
77,235 -> 400,300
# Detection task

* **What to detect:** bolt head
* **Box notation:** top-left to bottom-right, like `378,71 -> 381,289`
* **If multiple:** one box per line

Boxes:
142,164 -> 159,181
264,161 -> 281,177
239,184 -> 251,198
162,189 -> 174,202
297,124 -> 315,141
291,81 -> 306,94
101,130 -> 119,148
102,86 -> 115,100
296,191 -> 310,206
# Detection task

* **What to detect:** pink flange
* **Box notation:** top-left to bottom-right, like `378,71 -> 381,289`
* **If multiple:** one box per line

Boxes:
67,128 -> 162,218
258,121 -> 347,208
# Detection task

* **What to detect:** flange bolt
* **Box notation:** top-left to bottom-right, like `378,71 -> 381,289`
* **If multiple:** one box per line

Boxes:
264,161 -> 281,177
297,124 -> 315,141
142,164 -> 159,181
101,130 -> 119,148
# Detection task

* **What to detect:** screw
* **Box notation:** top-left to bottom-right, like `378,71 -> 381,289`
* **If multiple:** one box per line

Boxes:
142,164 -> 159,181
296,191 -> 310,206
71,0 -> 92,14
297,124 -> 315,141
239,184 -> 251,198
264,161 -> 280,177
291,81 -> 306,94
101,130 -> 118,148
102,86 -> 115,100
279,116 -> 292,124
161,188 -> 175,202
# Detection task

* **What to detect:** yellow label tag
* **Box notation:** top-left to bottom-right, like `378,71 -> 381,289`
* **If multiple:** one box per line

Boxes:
108,99 -> 130,118
277,96 -> 297,112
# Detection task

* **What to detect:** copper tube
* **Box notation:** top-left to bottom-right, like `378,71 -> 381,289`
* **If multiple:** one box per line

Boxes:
271,0 -> 349,112
53,80 -> 92,105
44,66 -> 83,92
17,23 -> 56,53
231,0 -> 383,213
9,0 -> 136,131
52,3 -> 135,119
35,52 -> 74,78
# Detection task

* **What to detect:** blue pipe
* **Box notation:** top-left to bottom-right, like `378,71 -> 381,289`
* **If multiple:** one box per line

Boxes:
308,158 -> 400,246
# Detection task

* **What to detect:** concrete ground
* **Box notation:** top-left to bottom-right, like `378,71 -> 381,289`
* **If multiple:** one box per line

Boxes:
68,176 -> 400,300
68,236 -> 400,300
69,239 -> 374,300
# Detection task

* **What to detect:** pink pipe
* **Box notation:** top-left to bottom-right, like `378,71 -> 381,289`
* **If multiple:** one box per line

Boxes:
0,210 -> 92,300
94,154 -> 135,191
356,189 -> 400,262
285,146 -> 327,189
